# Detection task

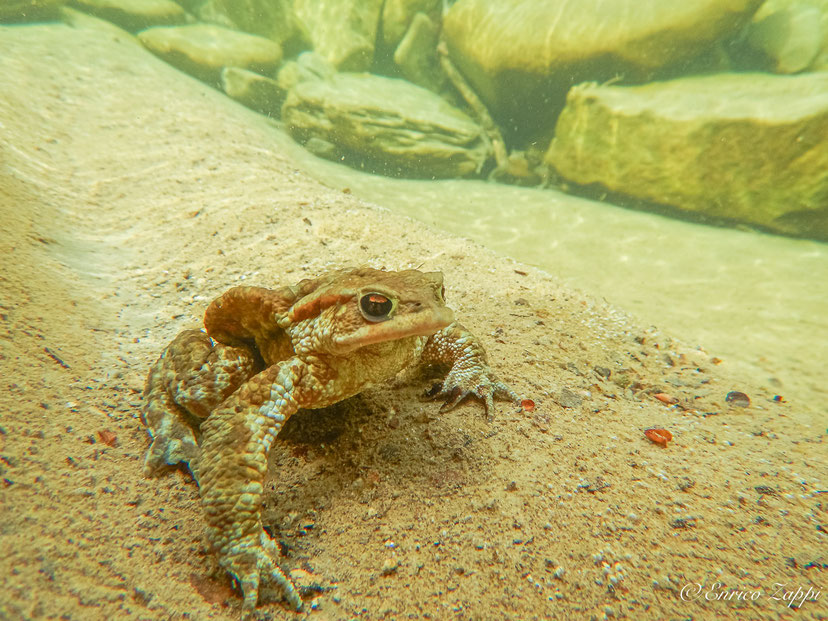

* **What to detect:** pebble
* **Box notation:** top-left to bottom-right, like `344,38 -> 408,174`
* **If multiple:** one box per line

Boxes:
725,391 -> 750,407
381,559 -> 398,575
557,388 -> 583,409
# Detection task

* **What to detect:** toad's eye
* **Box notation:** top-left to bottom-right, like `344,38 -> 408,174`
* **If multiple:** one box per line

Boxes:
359,293 -> 393,322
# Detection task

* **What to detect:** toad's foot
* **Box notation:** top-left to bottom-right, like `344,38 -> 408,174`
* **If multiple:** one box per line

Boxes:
214,530 -> 302,619
197,359 -> 306,616
421,322 -> 520,418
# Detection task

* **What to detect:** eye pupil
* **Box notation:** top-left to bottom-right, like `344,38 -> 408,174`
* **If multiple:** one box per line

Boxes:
360,293 -> 393,321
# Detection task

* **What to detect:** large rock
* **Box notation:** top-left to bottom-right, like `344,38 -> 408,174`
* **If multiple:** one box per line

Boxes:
293,0 -> 384,71
393,12 -> 444,92
193,0 -> 309,55
443,0 -> 763,143
0,0 -> 64,22
745,0 -> 828,72
276,51 -> 336,92
545,72 -> 828,238
221,67 -> 286,116
282,73 -> 490,178
69,0 -> 188,32
381,0 -> 441,49
137,24 -> 282,86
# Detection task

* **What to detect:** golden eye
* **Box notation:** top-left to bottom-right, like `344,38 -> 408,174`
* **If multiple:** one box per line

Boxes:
360,293 -> 393,322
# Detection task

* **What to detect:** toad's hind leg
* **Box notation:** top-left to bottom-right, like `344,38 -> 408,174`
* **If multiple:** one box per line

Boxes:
198,359 -> 306,616
141,329 -> 261,478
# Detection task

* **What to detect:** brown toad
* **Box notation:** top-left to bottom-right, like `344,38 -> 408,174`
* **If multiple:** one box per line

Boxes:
141,267 -> 518,617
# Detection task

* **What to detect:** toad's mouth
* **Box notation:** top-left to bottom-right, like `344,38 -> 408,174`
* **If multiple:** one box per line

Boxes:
333,305 -> 454,353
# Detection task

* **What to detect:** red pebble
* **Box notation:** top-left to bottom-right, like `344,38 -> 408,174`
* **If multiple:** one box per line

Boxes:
644,428 -> 673,447
654,393 -> 678,405
521,399 -> 536,412
96,429 -> 118,447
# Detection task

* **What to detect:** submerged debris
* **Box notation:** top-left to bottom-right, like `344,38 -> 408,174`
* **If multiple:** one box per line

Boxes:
653,392 -> 678,405
725,391 -> 751,407
96,429 -> 118,447
644,428 -> 673,447
557,388 -> 582,409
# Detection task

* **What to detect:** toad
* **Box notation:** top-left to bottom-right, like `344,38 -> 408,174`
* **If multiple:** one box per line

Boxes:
141,267 -> 519,617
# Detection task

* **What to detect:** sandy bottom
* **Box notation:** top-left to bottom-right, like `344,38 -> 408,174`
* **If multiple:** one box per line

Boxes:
1,16 -> 825,621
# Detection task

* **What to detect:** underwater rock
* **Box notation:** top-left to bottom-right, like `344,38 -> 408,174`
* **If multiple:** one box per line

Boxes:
276,51 -> 336,93
442,0 -> 763,143
293,0 -> 384,71
221,67 -> 286,116
393,12 -> 444,93
193,0 -> 309,55
69,0 -> 187,32
746,0 -> 827,73
303,136 -> 339,159
545,72 -> 828,239
138,24 -> 282,87
282,73 -> 490,178
0,0 -> 64,22
381,0 -> 442,50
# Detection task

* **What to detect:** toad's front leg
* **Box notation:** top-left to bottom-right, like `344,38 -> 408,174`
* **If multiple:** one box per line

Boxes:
197,359 -> 307,617
421,322 -> 520,418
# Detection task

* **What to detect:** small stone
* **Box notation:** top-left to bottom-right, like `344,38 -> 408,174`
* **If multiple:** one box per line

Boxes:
381,558 -> 399,575
670,517 -> 697,529
677,477 -> 695,491
133,587 -> 153,605
593,366 -> 611,379
557,387 -> 582,409
725,391 -> 750,407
